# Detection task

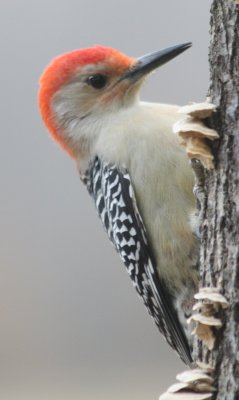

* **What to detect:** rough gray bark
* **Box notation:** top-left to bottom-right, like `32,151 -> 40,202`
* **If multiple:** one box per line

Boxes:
195,1 -> 239,399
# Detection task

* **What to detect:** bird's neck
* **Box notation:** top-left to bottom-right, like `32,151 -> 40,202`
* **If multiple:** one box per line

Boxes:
53,99 -> 142,165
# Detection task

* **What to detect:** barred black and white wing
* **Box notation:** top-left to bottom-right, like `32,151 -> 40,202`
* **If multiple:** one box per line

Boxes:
81,157 -> 192,365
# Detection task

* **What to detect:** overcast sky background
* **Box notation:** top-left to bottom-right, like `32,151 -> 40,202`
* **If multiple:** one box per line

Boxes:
1,1 -> 210,399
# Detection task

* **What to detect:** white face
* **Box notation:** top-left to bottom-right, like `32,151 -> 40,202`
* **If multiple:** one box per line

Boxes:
50,62 -> 143,154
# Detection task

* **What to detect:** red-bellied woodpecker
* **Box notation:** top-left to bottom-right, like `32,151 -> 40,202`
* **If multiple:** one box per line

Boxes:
39,43 -> 199,365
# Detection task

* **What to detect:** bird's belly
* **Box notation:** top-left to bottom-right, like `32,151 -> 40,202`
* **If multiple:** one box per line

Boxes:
138,189 -> 197,286
94,104 -> 198,288
128,148 -> 198,290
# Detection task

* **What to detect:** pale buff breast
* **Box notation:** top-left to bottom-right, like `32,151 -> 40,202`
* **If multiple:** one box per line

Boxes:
94,102 -> 198,288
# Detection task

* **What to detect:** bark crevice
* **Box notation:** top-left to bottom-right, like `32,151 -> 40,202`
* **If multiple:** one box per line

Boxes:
194,1 -> 239,399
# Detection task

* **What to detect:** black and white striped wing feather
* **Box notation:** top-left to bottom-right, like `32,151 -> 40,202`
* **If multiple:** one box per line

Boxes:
81,157 -> 192,365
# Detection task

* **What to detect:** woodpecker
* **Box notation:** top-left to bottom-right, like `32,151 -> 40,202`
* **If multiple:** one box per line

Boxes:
39,43 -> 199,366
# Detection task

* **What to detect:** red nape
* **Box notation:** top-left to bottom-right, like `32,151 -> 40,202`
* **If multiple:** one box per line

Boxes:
38,45 -> 133,156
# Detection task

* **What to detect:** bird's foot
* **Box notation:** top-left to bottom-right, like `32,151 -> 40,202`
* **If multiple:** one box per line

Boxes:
173,101 -> 219,170
159,362 -> 215,400
174,101 -> 219,230
190,158 -> 205,232
187,287 -> 229,350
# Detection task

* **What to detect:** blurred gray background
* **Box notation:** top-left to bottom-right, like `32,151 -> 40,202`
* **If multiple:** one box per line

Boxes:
0,1 -> 210,399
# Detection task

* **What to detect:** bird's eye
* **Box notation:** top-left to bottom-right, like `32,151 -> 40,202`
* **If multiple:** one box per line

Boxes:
86,74 -> 107,89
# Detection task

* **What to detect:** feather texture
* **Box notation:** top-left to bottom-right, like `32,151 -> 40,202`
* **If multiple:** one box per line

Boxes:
81,156 -> 192,365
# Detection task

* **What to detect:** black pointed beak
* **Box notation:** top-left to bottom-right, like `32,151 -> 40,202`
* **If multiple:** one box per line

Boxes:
123,42 -> 192,81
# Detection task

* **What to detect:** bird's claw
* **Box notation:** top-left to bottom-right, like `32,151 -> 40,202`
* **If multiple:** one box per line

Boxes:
190,158 -> 205,231
174,101 -> 219,231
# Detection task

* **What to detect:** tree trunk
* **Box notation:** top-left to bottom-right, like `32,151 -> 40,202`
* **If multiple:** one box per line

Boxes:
195,1 -> 239,398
